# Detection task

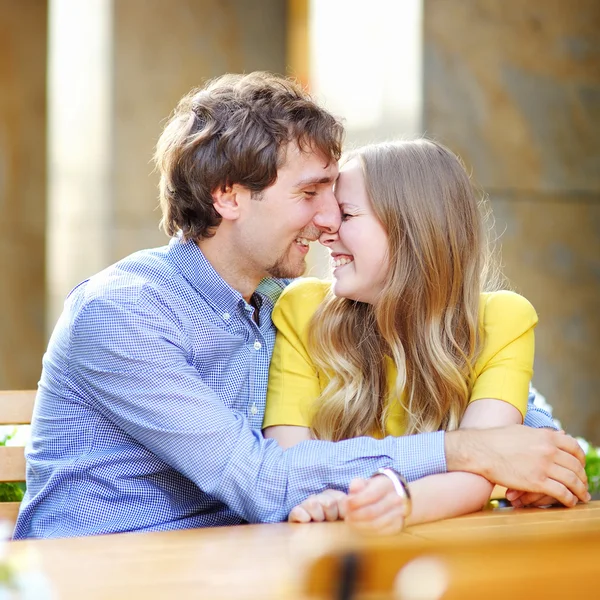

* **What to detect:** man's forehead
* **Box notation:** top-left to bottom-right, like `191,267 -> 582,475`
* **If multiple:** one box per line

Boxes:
279,140 -> 339,177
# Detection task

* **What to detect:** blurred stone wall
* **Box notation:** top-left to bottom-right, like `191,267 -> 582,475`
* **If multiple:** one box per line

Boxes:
0,0 -> 47,388
111,0 -> 288,261
47,0 -> 287,327
2,0 -> 287,387
423,0 -> 600,442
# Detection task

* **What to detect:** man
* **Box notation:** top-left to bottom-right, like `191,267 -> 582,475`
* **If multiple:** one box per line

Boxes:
15,72 -> 588,539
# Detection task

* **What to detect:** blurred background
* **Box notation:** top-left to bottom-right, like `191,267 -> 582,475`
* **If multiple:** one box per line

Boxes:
1,0 -> 599,443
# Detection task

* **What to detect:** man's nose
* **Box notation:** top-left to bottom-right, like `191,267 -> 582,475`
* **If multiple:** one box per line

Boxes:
319,229 -> 339,246
313,190 -> 341,234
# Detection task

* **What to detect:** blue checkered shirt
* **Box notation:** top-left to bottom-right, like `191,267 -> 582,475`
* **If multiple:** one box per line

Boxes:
14,237 -> 555,539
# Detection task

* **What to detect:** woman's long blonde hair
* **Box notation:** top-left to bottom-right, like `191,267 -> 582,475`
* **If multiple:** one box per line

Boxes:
308,139 -> 501,441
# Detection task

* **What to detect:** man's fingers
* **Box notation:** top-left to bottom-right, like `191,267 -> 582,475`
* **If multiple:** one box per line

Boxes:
555,449 -> 587,488
548,464 -> 590,504
556,433 -> 586,467
288,506 -> 311,523
319,490 -> 344,522
538,477 -> 578,508
302,497 -> 326,521
288,490 -> 349,524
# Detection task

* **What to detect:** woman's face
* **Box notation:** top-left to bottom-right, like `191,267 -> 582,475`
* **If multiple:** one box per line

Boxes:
320,159 -> 390,304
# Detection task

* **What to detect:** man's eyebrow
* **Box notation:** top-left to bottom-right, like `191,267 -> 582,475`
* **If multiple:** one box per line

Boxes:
294,175 -> 338,187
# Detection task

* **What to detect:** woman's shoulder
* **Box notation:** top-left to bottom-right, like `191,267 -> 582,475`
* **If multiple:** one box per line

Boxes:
273,278 -> 331,326
479,290 -> 538,336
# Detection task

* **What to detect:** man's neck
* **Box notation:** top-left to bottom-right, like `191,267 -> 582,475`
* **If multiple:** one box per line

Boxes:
196,236 -> 261,304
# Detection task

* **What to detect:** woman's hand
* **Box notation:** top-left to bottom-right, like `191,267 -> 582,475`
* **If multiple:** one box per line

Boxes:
505,489 -> 560,508
288,489 -> 348,523
345,475 -> 409,535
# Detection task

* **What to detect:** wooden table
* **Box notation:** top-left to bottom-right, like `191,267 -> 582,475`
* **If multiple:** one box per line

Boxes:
7,501 -> 600,599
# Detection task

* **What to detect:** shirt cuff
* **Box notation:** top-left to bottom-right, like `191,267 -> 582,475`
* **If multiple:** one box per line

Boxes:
395,430 -> 447,482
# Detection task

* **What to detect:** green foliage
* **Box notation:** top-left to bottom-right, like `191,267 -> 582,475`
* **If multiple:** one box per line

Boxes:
585,445 -> 600,495
0,429 -> 26,503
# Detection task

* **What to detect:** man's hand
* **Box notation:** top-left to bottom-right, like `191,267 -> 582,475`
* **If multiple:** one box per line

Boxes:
288,489 -> 347,523
446,426 -> 590,507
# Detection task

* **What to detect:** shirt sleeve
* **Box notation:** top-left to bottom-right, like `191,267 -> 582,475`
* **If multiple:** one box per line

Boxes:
470,291 -> 538,419
68,288 -> 446,525
524,389 -> 559,430
263,278 -> 328,429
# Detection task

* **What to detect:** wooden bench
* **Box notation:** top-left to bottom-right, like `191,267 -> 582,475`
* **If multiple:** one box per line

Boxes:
0,390 -> 36,524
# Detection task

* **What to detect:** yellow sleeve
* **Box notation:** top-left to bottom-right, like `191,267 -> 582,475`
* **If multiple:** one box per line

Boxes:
262,278 -> 330,429
470,291 -> 538,419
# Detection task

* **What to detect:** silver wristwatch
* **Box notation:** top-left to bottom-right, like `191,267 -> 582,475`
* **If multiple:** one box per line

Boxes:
372,467 -> 412,518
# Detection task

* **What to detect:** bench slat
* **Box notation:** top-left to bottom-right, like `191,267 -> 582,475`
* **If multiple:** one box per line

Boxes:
0,447 -> 26,482
0,502 -> 21,524
0,390 -> 35,425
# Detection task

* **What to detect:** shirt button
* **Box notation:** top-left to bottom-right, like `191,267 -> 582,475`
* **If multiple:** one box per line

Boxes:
250,403 -> 258,415
223,313 -> 230,320
253,341 -> 262,350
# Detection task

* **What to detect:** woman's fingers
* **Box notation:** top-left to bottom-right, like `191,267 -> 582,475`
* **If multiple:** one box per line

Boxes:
505,489 -> 525,502
348,488 -> 407,523
347,476 -> 393,511
345,476 -> 408,535
348,506 -> 405,536
510,492 -> 557,508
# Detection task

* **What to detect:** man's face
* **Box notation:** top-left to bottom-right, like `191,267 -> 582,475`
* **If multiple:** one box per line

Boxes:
236,142 -> 340,280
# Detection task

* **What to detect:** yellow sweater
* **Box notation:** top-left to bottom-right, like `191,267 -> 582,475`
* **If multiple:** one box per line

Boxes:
263,278 -> 537,436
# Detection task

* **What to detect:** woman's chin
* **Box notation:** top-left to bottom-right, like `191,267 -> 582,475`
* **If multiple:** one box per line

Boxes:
331,280 -> 356,301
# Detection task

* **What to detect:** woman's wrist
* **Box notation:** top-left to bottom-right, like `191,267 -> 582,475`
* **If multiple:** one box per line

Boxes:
371,467 -> 412,518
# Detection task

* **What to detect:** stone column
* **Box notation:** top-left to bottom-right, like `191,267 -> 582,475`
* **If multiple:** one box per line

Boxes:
47,0 -> 287,327
423,0 -> 600,442
0,0 -> 47,388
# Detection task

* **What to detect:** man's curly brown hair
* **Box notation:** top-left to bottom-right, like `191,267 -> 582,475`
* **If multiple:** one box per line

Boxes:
154,72 -> 344,241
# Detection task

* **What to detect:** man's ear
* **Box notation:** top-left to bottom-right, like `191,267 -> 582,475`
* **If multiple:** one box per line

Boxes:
212,184 -> 243,221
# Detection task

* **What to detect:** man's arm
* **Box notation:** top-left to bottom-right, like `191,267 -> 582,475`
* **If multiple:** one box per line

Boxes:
523,388 -> 558,430
71,295 -> 587,524
445,425 -> 588,506
69,294 -> 448,524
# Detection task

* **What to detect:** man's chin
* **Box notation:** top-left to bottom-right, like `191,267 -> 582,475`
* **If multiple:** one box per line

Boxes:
267,259 -> 307,280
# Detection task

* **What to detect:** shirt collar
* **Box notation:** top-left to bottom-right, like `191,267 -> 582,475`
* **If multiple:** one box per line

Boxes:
167,236 -> 288,317
167,236 -> 245,316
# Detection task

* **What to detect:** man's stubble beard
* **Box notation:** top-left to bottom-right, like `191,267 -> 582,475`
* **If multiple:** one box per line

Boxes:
265,226 -> 319,279
266,249 -> 307,279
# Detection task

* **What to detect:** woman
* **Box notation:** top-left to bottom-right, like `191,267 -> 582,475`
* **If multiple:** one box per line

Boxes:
262,139 -> 538,534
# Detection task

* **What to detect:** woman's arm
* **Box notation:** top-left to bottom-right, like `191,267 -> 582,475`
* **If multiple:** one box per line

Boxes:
263,425 -> 311,449
345,398 -> 522,531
